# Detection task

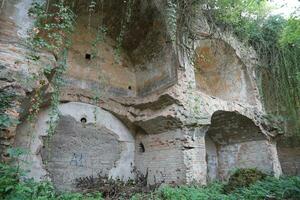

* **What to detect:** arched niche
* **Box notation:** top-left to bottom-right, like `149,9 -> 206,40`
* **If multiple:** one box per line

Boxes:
63,0 -> 178,98
205,111 -> 281,180
194,39 -> 256,104
15,102 -> 135,191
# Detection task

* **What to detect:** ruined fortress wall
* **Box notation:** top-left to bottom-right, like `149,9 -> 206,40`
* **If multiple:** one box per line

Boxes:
0,0 -> 292,191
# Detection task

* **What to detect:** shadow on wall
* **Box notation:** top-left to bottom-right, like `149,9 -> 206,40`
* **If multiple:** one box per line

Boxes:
205,111 -> 279,182
64,0 -> 178,98
277,137 -> 300,176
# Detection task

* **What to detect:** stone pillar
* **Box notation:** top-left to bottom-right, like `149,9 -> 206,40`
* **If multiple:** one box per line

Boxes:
182,127 -> 207,185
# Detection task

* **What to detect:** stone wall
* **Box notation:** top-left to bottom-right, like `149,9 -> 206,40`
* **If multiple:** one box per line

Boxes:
205,136 -> 218,182
14,102 -> 135,191
194,39 -> 256,105
206,111 -> 282,180
135,127 -> 207,185
66,16 -> 137,97
135,130 -> 186,185
277,137 -> 300,176
217,140 -> 281,180
0,0 -> 55,158
0,0 -> 293,192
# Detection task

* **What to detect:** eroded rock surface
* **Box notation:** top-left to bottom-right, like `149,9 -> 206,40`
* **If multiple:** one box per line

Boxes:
0,0 -> 293,191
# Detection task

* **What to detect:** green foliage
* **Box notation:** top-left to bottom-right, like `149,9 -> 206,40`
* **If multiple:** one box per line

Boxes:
1,162 -> 300,200
201,0 -> 300,136
0,91 -> 18,129
115,0 -> 134,62
28,0 -> 75,55
0,163 -> 103,200
280,17 -> 300,47
207,0 -> 268,28
166,0 -> 178,41
91,26 -> 107,58
223,168 -> 266,193
232,176 -> 300,200
27,0 -> 75,138
0,163 -> 19,199
0,114 -> 18,130
158,183 -> 228,200
6,148 -> 28,159
132,176 -> 300,200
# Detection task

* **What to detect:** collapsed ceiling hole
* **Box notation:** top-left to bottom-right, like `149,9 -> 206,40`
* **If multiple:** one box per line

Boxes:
80,117 -> 87,124
139,142 -> 145,153
85,53 -> 91,60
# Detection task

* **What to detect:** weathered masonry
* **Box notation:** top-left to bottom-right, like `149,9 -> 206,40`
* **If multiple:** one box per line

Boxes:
0,0 -> 298,191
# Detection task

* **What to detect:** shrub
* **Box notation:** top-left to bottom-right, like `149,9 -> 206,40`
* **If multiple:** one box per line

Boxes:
232,176 -> 300,200
224,168 -> 267,193
1,162 -> 300,200
0,163 -> 103,200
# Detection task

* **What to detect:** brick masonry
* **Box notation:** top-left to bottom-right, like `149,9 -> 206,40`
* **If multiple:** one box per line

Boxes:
0,0 -> 294,192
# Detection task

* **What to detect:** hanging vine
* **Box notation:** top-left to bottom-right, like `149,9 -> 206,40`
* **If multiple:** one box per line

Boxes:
27,0 -> 75,138
114,0 -> 134,62
22,0 -> 299,138
175,0 -> 300,136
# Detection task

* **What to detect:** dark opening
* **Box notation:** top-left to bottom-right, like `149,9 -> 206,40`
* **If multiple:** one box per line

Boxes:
128,86 -> 132,90
80,117 -> 87,124
85,53 -> 91,60
139,142 -> 145,153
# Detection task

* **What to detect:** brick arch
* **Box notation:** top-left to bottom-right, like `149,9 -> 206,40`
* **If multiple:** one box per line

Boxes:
205,110 -> 281,180
207,111 -> 265,144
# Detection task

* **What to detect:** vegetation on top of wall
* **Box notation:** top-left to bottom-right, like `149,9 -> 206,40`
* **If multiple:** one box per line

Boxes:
163,0 -> 299,136
198,0 -> 300,136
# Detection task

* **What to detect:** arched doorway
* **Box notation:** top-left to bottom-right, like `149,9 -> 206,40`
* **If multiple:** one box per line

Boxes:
205,111 -> 281,180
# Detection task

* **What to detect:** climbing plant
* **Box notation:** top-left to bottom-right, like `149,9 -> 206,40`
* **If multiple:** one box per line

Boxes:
22,0 -> 75,159
22,0 -> 300,137
0,91 -> 18,129
114,0 -> 135,62
181,0 -> 300,136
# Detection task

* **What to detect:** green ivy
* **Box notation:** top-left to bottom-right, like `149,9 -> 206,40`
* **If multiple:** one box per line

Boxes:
0,91 -> 18,129
27,0 -> 75,134
197,0 -> 300,136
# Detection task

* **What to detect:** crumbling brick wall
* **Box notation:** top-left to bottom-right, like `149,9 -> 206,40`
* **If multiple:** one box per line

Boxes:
0,0 -> 288,192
